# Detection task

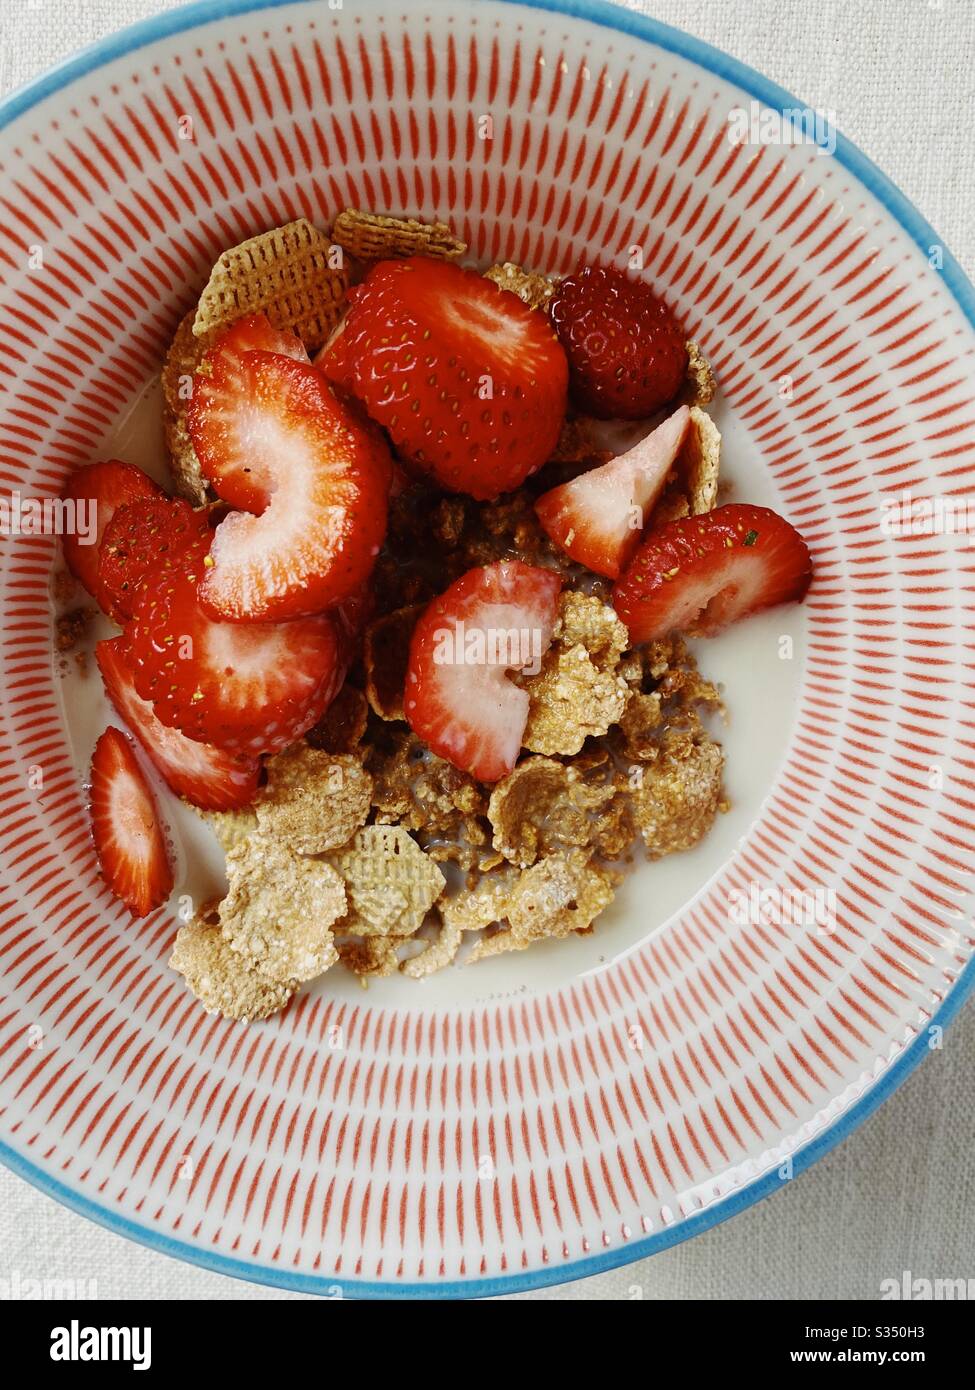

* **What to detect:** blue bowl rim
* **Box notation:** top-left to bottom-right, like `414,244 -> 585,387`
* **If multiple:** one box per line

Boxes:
0,0 -> 973,1300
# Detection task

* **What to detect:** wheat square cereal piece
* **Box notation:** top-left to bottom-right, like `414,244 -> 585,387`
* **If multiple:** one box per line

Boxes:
488,756 -> 615,867
467,851 -> 615,960
220,838 -> 345,983
364,604 -> 423,721
204,806 -> 259,851
170,902 -> 296,1021
333,825 -> 445,937
683,341 -> 717,406
332,208 -> 466,261
256,744 -> 372,853
306,684 -> 369,754
162,309 -> 212,504
192,218 -> 348,350
629,734 -> 725,858
483,261 -> 559,310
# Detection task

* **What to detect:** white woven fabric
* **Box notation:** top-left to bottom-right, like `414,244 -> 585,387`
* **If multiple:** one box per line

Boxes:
0,0 -> 972,1301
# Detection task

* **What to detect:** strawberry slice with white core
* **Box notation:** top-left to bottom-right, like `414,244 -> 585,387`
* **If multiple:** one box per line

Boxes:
61,459 -> 162,617
612,503 -> 813,644
127,531 -> 343,756
535,405 -> 691,579
89,726 -> 174,917
405,560 -> 562,782
187,313 -> 309,513
189,345 -> 391,621
96,637 -> 260,811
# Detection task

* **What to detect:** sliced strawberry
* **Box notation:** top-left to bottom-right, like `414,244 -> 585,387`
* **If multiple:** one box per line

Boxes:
404,560 -> 562,782
98,496 -> 210,622
96,637 -> 260,811
186,313 -> 309,512
188,347 -> 391,620
89,726 -> 174,917
321,257 -> 568,501
61,460 -> 162,616
535,406 -> 691,578
126,531 -> 343,756
612,504 -> 813,643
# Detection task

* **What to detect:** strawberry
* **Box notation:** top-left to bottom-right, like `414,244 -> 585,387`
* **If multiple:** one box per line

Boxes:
186,313 -> 308,513
535,406 -> 691,578
96,637 -> 260,811
61,459 -> 162,617
404,560 -> 562,782
88,726 -> 174,917
321,257 -> 568,501
126,531 -> 343,756
189,344 -> 391,621
612,504 -> 813,644
98,495 -> 211,622
549,265 -> 687,419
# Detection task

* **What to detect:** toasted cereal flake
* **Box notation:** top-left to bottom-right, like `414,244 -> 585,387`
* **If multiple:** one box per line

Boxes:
162,309 -> 212,504
618,691 -> 665,761
629,734 -> 725,858
221,838 -> 345,983
364,605 -> 422,721
483,261 -> 558,310
192,218 -> 348,350
204,806 -> 259,851
305,683 -> 369,754
256,745 -> 372,853
523,644 -> 628,756
440,871 -> 518,933
337,934 -> 405,981
684,340 -> 717,406
333,825 -> 445,937
170,903 -> 296,1021
653,405 -> 721,524
557,592 -> 629,671
548,415 -> 613,467
332,208 -> 466,261
488,756 -> 615,867
400,913 -> 468,978
468,851 -> 615,959
55,606 -> 95,653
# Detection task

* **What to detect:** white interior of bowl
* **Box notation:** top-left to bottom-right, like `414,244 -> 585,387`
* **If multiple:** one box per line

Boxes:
1,0 -> 973,1293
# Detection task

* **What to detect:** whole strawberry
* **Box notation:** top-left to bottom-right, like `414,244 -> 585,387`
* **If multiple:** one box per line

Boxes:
321,258 -> 568,501
549,265 -> 687,419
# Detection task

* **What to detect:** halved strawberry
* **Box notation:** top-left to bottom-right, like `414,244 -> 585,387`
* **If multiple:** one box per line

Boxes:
61,460 -> 162,617
535,406 -> 691,578
186,313 -> 309,512
321,257 -> 569,501
98,496 -> 210,622
404,560 -> 562,782
188,346 -> 391,620
126,531 -> 343,756
612,504 -> 813,644
96,637 -> 260,810
89,726 -> 174,917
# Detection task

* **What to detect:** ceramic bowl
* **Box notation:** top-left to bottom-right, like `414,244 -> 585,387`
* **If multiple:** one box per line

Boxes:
1,0 -> 973,1297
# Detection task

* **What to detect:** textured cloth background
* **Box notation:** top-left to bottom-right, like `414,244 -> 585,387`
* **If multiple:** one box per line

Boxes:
0,0 -> 973,1301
